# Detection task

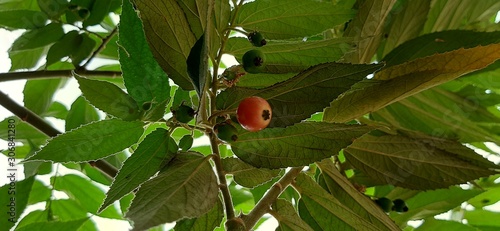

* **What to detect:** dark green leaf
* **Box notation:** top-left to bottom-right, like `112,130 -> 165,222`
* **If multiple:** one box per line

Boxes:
172,86 -> 192,109
225,37 -> 354,74
176,0 -> 208,38
178,135 -> 193,151
235,0 -> 355,39
83,0 -> 111,27
186,33 -> 208,97
100,128 -> 177,211
46,30 -> 80,66
65,96 -> 100,131
23,78 -> 65,115
25,119 -> 144,162
126,152 -> 219,231
344,134 -> 497,189
231,122 -> 373,169
174,197 -> 224,231
0,10 -> 47,30
10,23 -> 64,51
0,117 -> 48,141
133,0 -> 196,90
38,0 -> 68,19
71,33 -> 96,66
390,186 -> 482,226
43,101 -> 68,119
0,176 -> 35,230
222,157 -> 280,188
119,0 -> 171,109
52,174 -> 122,219
217,63 -> 383,127
295,173 -> 393,231
272,199 -> 314,231
27,180 -> 51,205
324,44 -> 500,123
383,30 -> 500,67
16,218 -> 89,231
76,76 -> 141,121
317,160 -> 401,230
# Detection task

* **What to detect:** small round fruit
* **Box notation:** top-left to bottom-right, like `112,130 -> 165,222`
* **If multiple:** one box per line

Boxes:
242,49 -> 266,74
237,96 -> 272,132
248,31 -> 266,47
392,199 -> 408,213
173,105 -> 195,123
374,197 -> 393,212
214,122 -> 238,142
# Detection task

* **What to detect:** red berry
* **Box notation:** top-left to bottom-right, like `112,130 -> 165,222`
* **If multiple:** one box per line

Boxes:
236,96 -> 272,132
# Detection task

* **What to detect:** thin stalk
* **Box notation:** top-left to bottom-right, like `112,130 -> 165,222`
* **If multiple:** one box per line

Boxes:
81,27 -> 119,68
209,133 -> 235,219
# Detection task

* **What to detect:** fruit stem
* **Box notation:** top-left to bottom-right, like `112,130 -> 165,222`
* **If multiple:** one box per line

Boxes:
243,166 -> 304,229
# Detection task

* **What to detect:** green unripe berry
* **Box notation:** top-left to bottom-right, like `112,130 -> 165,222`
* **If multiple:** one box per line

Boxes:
374,197 -> 393,212
392,199 -> 408,213
242,49 -> 266,74
173,105 -> 195,123
214,122 -> 238,142
248,31 -> 266,47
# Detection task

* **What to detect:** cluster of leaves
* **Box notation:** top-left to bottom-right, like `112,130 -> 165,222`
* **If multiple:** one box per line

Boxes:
1,0 -> 500,231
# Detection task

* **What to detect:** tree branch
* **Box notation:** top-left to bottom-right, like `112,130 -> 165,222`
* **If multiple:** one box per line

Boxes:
82,27 -> 119,69
242,166 -> 304,230
0,91 -> 118,177
0,69 -> 121,82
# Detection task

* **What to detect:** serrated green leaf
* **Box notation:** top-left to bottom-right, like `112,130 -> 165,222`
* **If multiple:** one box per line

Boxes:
381,0 -> 430,56
464,209 -> 500,228
214,0 -> 230,33
225,37 -> 354,74
468,187 -> 500,208
317,160 -> 400,230
132,0 -> 196,90
172,86 -> 192,109
52,174 -> 122,219
0,10 -> 47,30
26,119 -> 144,163
383,30 -> 500,67
38,0 -> 68,19
10,23 -> 64,51
272,199 -> 314,231
46,30 -> 80,66
389,186 -> 482,226
65,96 -> 100,131
416,218 -> 480,231
344,134 -> 497,189
176,0 -> 208,38
100,128 -> 177,212
76,76 -> 141,121
119,0 -> 171,109
371,87 -> 500,143
0,176 -> 34,230
235,0 -> 355,39
23,78 -> 65,115
126,152 -> 218,231
324,44 -> 500,123
16,218 -> 89,231
217,63 -> 383,127
231,122 -> 373,169
222,157 -> 280,188
295,173 -> 389,231
343,0 -> 396,63
186,33 -> 208,97
174,197 -> 224,231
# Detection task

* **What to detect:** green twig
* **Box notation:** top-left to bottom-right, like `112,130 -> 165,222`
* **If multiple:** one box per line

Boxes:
0,70 -> 121,82
82,27 -> 119,69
